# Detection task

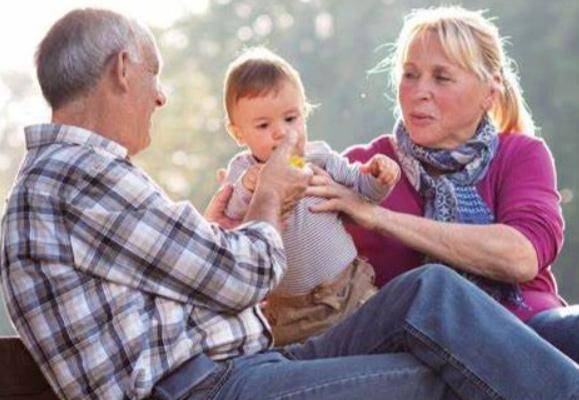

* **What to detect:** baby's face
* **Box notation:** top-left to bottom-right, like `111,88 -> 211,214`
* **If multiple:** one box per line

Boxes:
230,81 -> 307,162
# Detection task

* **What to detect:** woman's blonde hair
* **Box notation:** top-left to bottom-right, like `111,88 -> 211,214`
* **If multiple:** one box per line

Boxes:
385,6 -> 535,135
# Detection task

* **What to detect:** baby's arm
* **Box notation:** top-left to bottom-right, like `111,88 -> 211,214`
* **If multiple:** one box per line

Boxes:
360,154 -> 400,191
307,141 -> 398,203
223,154 -> 258,220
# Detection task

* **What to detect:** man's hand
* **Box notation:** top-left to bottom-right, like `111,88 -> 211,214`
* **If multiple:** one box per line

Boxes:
244,130 -> 313,232
360,154 -> 401,188
258,130 -> 313,214
204,184 -> 242,229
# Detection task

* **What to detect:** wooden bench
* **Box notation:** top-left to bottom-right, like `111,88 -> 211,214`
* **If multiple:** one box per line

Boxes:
0,336 -> 58,399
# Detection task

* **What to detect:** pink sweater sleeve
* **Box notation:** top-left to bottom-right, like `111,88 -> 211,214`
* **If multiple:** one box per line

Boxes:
493,136 -> 564,271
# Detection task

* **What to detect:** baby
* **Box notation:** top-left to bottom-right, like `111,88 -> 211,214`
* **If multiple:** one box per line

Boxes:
222,47 -> 400,345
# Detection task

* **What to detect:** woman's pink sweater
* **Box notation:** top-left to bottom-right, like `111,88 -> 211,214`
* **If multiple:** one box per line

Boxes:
344,133 -> 566,321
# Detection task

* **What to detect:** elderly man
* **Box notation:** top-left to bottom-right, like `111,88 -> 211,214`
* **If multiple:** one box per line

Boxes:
1,8 -> 577,400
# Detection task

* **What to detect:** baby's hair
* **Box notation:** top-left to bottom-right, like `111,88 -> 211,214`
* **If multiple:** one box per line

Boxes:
223,47 -> 312,125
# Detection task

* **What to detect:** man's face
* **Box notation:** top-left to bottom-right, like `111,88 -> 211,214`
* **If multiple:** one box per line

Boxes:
127,42 -> 167,155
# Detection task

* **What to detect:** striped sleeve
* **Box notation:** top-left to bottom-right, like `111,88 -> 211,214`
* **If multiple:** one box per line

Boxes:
224,152 -> 255,220
306,141 -> 390,203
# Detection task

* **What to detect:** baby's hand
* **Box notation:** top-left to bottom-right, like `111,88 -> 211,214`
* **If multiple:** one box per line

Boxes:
241,164 -> 263,192
361,154 -> 400,188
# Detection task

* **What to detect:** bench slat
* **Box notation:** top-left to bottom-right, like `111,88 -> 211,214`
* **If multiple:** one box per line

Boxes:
0,336 -> 58,399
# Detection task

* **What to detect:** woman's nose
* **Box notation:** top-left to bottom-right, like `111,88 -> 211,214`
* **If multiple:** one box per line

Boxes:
414,79 -> 433,101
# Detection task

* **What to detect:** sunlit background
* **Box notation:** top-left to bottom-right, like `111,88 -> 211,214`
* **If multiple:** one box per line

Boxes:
1,0 -> 578,334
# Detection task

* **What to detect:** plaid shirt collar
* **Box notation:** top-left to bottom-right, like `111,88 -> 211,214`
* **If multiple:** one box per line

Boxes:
25,123 -> 129,159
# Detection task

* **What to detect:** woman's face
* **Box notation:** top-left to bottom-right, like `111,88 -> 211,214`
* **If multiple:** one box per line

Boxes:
398,32 -> 493,149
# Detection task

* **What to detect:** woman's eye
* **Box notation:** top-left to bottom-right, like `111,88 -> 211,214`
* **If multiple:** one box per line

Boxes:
256,123 -> 268,129
286,116 -> 297,123
403,72 -> 418,79
436,75 -> 451,82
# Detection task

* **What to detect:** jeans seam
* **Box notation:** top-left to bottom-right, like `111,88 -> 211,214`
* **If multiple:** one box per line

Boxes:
266,366 -> 430,400
276,347 -> 298,361
403,321 -> 504,400
205,360 -> 234,400
366,329 -> 406,355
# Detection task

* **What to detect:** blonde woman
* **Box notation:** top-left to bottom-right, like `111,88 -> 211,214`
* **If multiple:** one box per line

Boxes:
310,6 -> 578,362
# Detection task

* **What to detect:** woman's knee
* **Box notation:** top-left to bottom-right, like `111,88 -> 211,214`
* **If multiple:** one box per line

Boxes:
414,263 -> 461,283
528,306 -> 579,333
378,264 -> 466,300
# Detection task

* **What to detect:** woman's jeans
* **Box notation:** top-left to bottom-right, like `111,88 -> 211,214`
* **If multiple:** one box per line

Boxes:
528,304 -> 579,364
151,265 -> 579,400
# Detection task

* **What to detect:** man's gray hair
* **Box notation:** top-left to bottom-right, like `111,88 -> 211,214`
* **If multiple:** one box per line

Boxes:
36,8 -> 155,109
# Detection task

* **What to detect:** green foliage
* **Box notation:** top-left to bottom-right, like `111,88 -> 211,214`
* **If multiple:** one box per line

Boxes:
0,0 -> 578,334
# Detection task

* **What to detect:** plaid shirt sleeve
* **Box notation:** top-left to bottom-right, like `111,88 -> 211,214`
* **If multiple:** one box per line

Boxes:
59,154 -> 286,313
67,197 -> 285,312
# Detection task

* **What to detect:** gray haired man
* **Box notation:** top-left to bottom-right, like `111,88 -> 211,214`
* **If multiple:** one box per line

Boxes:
1,8 -> 577,400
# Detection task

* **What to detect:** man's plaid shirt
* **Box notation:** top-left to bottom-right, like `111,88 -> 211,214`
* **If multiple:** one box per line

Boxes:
0,124 -> 285,400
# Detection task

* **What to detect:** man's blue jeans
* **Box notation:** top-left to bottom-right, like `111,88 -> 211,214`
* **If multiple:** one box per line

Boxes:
528,304 -> 579,364
151,265 -> 579,400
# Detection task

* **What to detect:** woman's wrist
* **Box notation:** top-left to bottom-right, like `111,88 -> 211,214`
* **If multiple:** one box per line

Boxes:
353,199 -> 385,233
369,205 -> 393,236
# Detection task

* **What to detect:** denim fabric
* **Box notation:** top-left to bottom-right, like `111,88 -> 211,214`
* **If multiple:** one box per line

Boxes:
150,353 -> 232,400
217,350 -> 447,400
151,265 -> 579,400
528,305 -> 579,364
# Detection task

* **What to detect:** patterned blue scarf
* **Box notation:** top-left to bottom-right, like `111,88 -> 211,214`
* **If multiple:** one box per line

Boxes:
394,117 -> 524,307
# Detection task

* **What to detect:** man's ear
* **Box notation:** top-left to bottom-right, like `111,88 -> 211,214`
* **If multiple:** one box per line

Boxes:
112,50 -> 132,93
227,123 -> 245,145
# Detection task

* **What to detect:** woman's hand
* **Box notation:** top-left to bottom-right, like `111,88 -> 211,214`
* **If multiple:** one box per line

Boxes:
306,165 -> 378,231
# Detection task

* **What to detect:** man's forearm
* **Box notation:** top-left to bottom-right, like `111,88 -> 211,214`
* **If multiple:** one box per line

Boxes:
244,188 -> 282,232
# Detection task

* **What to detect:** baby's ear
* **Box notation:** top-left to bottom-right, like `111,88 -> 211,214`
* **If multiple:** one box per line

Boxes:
227,123 -> 245,145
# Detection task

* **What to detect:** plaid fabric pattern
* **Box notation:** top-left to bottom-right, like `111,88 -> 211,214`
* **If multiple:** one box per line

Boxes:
0,124 -> 285,400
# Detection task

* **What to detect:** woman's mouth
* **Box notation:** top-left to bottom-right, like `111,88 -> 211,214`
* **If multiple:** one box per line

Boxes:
409,113 -> 435,125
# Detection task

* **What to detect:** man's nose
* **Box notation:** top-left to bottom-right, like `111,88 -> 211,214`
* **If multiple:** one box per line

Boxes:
156,86 -> 168,107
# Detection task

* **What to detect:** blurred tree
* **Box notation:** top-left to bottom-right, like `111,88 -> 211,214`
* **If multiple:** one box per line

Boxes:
144,0 -> 579,303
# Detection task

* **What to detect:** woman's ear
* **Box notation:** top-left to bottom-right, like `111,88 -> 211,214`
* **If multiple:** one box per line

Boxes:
227,123 -> 245,145
482,72 -> 502,111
